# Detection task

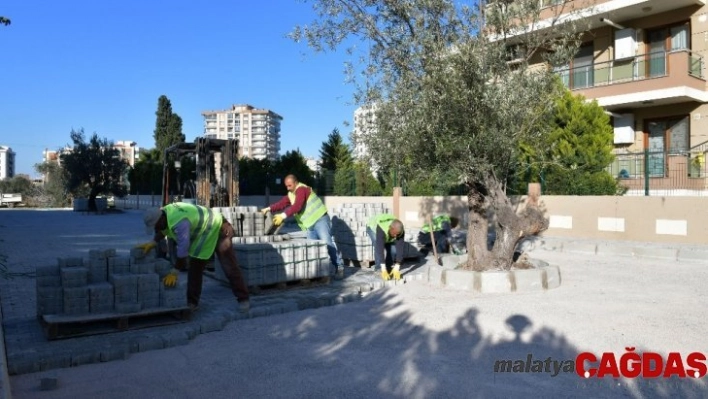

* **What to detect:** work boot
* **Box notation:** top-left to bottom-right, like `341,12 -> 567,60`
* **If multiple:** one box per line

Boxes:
238,300 -> 250,314
334,267 -> 344,280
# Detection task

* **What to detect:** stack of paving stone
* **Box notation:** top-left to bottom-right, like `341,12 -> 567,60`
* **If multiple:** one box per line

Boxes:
210,207 -> 332,287
36,247 -> 186,319
213,206 -> 266,236
331,203 -> 421,264
222,236 -> 331,287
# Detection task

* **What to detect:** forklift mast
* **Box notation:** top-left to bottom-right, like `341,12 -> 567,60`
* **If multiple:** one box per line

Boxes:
161,137 -> 239,209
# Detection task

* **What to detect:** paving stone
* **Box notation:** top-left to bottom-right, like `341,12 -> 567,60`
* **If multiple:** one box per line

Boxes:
442,269 -> 475,291
99,346 -> 130,362
543,265 -> 562,289
70,351 -> 101,367
162,331 -> 190,348
200,317 -> 225,334
512,269 -> 545,292
476,271 -> 512,294
632,247 -> 678,261
136,336 -> 165,352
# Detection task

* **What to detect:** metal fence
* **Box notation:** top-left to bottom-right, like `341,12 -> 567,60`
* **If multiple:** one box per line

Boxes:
606,150 -> 708,196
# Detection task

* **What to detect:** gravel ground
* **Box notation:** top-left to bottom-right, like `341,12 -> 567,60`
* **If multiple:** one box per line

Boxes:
3,209 -> 708,398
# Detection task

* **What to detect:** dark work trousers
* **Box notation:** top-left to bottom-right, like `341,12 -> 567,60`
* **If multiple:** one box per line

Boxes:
187,220 -> 249,306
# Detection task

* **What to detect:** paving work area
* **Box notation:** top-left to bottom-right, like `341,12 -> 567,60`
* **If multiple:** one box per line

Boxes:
2,209 -> 708,398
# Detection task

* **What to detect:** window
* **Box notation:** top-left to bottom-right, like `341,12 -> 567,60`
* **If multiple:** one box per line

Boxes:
571,43 -> 594,89
645,116 -> 689,176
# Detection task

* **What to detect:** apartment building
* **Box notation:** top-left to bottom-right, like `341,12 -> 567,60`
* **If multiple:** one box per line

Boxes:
0,145 -> 16,180
530,0 -> 708,191
113,141 -> 140,167
352,103 -> 378,160
201,104 -> 282,161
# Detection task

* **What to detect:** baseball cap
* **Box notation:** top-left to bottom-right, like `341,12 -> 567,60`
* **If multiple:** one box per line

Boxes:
143,207 -> 163,235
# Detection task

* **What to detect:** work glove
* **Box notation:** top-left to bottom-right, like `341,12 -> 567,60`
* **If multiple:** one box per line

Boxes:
135,241 -> 156,255
273,213 -> 287,226
380,265 -> 390,281
391,263 -> 402,281
259,207 -> 270,216
163,268 -> 179,288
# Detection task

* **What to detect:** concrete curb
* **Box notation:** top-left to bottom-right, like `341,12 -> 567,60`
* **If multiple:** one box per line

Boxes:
530,237 -> 708,263
429,257 -> 560,294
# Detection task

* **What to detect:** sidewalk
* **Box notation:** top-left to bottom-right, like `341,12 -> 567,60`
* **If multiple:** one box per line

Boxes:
2,209 -> 708,398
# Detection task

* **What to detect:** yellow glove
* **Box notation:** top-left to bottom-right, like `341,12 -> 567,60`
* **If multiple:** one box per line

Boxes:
380,265 -> 390,280
136,241 -> 156,255
391,264 -> 401,280
273,213 -> 286,226
259,207 -> 270,216
163,268 -> 179,288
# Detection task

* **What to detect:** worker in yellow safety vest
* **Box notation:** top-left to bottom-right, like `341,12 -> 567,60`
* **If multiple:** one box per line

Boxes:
261,174 -> 344,279
137,202 -> 250,313
366,213 -> 405,281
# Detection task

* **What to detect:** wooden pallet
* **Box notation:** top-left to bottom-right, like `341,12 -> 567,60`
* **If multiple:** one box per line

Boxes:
248,276 -> 331,294
41,307 -> 192,340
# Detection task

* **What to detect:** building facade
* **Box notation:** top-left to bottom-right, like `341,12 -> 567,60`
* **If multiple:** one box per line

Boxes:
201,104 -> 282,161
352,103 -> 378,160
509,0 -> 708,192
113,141 -> 140,167
0,145 -> 15,180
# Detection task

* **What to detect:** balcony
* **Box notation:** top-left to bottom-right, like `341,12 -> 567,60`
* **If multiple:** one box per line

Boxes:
488,0 -> 705,41
556,50 -> 705,110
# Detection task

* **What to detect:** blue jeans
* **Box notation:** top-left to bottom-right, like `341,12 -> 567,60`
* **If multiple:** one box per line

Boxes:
307,214 -> 343,272
366,227 -> 396,271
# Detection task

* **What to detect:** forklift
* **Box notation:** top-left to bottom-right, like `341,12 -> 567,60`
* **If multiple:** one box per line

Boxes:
161,137 -> 240,208
159,137 -> 240,270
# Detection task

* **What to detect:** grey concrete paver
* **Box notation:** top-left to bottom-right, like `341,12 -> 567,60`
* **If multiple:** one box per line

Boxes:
0,209 -> 426,378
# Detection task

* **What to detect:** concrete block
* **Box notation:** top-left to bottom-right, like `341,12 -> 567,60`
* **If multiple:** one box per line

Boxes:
61,267 -> 89,288
137,336 -> 165,352
632,247 -> 678,261
442,269 -> 476,291
183,325 -> 200,340
677,249 -> 708,262
99,346 -> 129,362
512,269 -> 545,292
200,317 -> 225,333
108,256 -> 131,274
7,354 -> 42,375
475,271 -> 512,294
39,351 -> 72,371
63,296 -> 89,315
36,275 -> 61,288
427,265 -> 445,286
63,287 -> 88,299
162,331 -> 190,347
154,259 -> 173,277
70,351 -> 101,367
561,242 -> 597,255
595,243 -> 633,257
543,265 -> 562,289
131,262 -> 156,274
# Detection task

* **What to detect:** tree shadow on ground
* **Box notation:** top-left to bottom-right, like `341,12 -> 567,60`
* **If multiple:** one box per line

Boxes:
266,290 -> 708,398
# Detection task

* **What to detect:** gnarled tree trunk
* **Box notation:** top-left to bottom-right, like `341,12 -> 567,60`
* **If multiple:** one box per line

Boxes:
464,175 -> 548,271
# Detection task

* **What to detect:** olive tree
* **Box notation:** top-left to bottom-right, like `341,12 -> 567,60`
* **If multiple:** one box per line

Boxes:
291,0 -> 589,270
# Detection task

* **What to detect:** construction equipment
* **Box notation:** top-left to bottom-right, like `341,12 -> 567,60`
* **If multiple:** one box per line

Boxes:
159,138 -> 240,270
161,137 -> 240,208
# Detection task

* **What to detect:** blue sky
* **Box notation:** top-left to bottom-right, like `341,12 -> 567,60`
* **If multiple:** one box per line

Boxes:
0,1 -> 360,177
